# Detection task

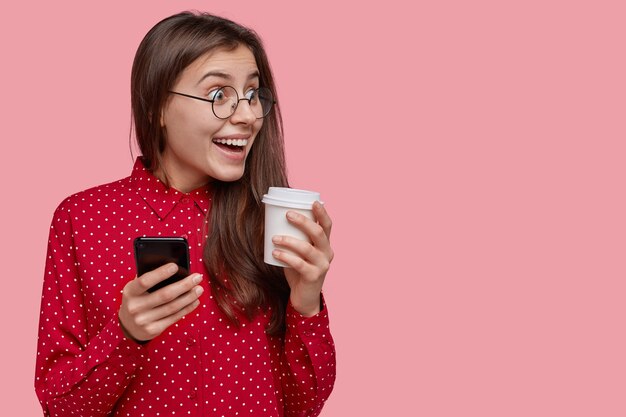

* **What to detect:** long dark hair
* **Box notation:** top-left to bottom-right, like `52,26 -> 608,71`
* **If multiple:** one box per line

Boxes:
131,11 -> 290,335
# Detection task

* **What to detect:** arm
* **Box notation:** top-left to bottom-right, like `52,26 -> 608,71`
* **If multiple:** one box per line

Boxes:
34,203 -> 146,416
271,202 -> 337,415
281,299 -> 336,416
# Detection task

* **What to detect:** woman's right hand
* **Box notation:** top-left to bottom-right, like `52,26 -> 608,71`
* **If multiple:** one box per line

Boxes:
118,263 -> 203,343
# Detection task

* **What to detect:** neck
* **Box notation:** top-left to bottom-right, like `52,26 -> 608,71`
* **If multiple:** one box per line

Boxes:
155,165 -> 211,193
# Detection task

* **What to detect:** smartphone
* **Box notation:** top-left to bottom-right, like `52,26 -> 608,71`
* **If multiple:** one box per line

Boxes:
134,237 -> 190,293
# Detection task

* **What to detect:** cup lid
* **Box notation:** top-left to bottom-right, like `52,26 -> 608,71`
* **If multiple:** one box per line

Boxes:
262,187 -> 322,209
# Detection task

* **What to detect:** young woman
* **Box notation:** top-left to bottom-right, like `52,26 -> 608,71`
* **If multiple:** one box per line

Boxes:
35,11 -> 336,416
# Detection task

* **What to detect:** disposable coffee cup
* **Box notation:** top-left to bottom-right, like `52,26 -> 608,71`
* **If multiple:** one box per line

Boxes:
262,187 -> 322,267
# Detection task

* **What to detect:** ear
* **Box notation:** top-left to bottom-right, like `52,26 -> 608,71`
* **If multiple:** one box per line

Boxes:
159,110 -> 165,128
146,107 -> 165,127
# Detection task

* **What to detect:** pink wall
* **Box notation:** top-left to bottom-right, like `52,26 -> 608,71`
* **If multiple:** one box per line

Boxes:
2,0 -> 625,415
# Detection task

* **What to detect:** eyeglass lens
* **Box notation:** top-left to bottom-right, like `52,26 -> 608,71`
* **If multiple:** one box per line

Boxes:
212,86 -> 273,119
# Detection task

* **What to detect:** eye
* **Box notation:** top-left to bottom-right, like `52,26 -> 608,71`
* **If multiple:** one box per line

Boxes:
208,88 -> 227,102
245,88 -> 259,103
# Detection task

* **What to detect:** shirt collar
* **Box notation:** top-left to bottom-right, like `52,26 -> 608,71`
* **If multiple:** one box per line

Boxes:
130,157 -> 212,220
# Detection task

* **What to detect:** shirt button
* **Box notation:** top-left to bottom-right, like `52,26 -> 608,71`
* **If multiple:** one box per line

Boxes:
181,197 -> 191,204
189,390 -> 197,399
187,337 -> 196,346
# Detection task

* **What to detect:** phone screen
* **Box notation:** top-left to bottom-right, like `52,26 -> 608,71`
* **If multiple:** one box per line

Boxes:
134,237 -> 190,293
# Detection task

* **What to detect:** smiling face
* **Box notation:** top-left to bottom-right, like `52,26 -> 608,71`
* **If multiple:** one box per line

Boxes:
158,44 -> 263,192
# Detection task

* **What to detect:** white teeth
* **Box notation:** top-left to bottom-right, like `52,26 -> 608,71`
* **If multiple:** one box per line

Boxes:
213,138 -> 248,147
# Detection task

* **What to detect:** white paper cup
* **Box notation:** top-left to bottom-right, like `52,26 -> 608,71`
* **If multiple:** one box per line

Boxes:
262,187 -> 322,267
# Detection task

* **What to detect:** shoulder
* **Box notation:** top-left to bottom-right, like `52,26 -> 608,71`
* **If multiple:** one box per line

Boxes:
52,175 -> 134,221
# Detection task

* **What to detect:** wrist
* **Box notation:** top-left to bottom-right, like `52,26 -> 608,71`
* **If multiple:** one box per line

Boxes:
290,293 -> 322,317
118,315 -> 150,345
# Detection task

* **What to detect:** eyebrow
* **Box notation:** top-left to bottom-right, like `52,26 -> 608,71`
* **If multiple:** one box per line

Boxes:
196,70 -> 260,86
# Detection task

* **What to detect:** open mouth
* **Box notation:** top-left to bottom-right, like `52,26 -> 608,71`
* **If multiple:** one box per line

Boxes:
212,138 -> 248,153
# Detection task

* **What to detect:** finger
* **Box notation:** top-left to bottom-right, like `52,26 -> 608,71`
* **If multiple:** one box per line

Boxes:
285,210 -> 332,255
272,249 -> 314,277
272,235 -> 327,266
129,263 -> 179,296
146,273 -> 203,309
313,201 -> 333,238
136,285 -> 204,325
146,298 -> 201,339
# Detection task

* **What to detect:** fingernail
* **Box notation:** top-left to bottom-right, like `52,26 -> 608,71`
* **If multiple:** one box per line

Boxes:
273,250 -> 280,258
193,274 -> 202,284
195,286 -> 204,296
272,236 -> 282,244
168,264 -> 178,274
286,211 -> 297,220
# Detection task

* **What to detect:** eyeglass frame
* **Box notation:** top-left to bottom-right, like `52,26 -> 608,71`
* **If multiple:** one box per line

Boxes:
168,86 -> 275,120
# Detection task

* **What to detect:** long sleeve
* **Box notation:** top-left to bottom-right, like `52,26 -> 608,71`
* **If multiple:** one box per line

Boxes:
35,201 -> 146,416
34,161 -> 337,415
280,300 -> 336,417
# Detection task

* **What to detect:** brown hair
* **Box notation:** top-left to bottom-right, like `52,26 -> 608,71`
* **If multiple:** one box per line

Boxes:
131,11 -> 290,334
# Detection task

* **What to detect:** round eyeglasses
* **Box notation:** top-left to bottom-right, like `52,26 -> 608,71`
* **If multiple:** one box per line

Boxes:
169,86 -> 274,119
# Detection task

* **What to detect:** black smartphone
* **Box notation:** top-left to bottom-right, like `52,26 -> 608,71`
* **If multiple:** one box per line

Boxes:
134,237 -> 190,293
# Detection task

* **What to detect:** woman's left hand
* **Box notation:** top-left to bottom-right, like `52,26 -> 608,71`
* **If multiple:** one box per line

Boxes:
271,201 -> 334,317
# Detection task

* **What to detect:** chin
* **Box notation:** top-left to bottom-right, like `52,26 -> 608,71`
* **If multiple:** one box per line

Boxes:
212,167 -> 246,183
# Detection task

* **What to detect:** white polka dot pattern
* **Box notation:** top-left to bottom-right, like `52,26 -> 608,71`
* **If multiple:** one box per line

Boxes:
34,158 -> 336,416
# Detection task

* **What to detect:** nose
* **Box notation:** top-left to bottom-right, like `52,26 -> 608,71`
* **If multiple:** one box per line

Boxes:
229,98 -> 257,125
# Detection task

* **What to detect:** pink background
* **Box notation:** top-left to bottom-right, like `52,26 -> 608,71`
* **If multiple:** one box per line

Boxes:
2,0 -> 625,415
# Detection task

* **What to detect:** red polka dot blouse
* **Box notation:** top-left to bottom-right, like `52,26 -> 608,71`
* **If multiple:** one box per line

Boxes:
35,158 -> 336,416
